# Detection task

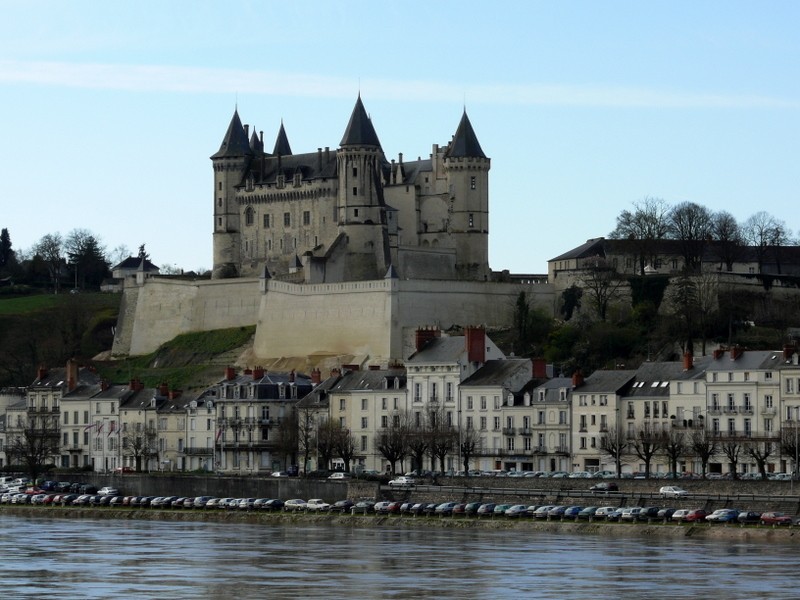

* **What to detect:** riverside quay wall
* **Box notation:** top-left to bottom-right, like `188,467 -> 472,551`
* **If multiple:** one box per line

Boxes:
52,473 -> 800,512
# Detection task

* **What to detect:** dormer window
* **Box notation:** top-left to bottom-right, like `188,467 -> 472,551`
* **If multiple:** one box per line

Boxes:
277,174 -> 285,189
293,172 -> 302,187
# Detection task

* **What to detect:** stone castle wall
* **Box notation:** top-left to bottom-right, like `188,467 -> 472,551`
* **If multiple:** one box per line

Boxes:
113,278 -> 262,356
113,275 -> 556,361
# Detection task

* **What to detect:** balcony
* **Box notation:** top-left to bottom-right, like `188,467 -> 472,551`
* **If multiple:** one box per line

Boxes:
518,427 -> 532,436
502,427 -> 515,436
708,406 -> 722,416
722,406 -> 737,415
533,446 -> 547,453
182,446 -> 213,456
738,405 -> 754,415
64,444 -> 84,453
429,396 -> 439,403
761,407 -> 777,416
626,412 -> 635,420
554,445 -> 570,454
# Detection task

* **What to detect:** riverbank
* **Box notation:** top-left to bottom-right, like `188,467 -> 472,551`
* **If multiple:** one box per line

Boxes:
4,505 -> 799,543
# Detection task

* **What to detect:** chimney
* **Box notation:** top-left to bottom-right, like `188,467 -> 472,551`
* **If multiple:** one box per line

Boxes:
784,345 -> 795,361
168,389 -> 182,400
713,348 -> 724,360
289,369 -> 295,382
66,358 -> 79,392
244,368 -> 253,375
342,364 -> 359,371
253,366 -> 265,380
317,148 -> 322,170
330,368 -> 341,378
129,377 -> 142,392
415,326 -> 441,352
244,124 -> 249,137
465,326 -> 486,364
159,382 -> 169,397
37,365 -> 48,381
532,358 -> 547,379
730,346 -> 743,361
572,370 -> 584,389
100,379 -> 109,392
311,368 -> 322,385
325,146 -> 330,162
683,352 -> 693,371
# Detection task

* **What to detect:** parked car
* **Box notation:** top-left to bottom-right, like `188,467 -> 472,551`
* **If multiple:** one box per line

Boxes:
706,509 -> 740,523
476,503 -> 498,517
590,482 -> 619,493
737,511 -> 762,524
593,470 -> 617,479
330,499 -> 355,513
351,501 -> 375,514
620,507 -> 643,521
636,507 -> 661,521
657,507 -> 676,520
112,466 -> 135,474
430,502 -> 456,516
760,512 -> 793,526
263,499 -> 285,511
97,487 -> 119,496
577,506 -> 599,520
563,506 -> 585,519
306,498 -> 331,512
605,508 -> 625,522
238,498 -> 257,510
533,505 -> 556,519
328,472 -> 352,481
569,471 -> 592,479
505,505 -> 531,518
283,499 -> 307,511
683,509 -> 708,523
388,476 -> 415,487
659,486 -> 688,498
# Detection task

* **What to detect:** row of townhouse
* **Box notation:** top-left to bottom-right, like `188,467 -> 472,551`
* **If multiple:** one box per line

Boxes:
5,339 -> 800,478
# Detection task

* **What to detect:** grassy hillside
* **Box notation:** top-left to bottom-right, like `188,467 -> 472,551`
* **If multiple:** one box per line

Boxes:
95,326 -> 256,391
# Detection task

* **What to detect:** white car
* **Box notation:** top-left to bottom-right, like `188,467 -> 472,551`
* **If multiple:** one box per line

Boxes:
659,486 -> 688,498
97,487 -> 119,496
306,498 -> 331,511
328,472 -> 351,481
283,499 -> 307,511
388,476 -> 415,487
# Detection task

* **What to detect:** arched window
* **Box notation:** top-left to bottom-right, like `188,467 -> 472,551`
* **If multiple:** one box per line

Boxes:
245,206 -> 254,226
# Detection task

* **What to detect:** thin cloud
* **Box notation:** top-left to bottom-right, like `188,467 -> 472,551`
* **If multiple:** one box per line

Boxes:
0,59 -> 795,109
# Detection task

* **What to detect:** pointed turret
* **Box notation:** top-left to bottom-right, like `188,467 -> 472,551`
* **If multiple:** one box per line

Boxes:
445,110 -> 486,159
250,130 -> 263,154
340,95 -> 381,148
273,121 -> 292,156
211,109 -> 252,158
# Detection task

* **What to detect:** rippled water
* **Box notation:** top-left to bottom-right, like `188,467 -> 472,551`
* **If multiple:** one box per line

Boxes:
0,514 -> 795,599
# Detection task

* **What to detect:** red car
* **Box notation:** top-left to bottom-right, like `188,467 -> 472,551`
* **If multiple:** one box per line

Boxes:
683,509 -> 708,523
760,512 -> 793,526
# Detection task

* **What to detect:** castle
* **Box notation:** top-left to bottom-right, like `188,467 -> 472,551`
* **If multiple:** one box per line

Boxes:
112,98 -> 552,362
212,95 -> 490,283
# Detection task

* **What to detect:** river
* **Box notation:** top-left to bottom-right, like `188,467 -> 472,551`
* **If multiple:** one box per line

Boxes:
0,514 -> 793,598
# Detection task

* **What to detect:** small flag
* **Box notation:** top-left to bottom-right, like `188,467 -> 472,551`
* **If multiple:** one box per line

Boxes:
107,422 -> 116,437
215,428 -> 222,442
84,422 -> 97,431
96,422 -> 104,436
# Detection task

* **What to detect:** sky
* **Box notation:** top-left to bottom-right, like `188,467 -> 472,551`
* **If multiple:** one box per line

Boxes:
0,1 -> 798,274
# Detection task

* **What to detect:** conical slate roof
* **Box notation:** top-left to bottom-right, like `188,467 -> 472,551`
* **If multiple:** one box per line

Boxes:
211,110 -> 253,158
250,130 -> 263,154
445,110 -> 486,159
273,121 -> 292,155
340,95 -> 381,148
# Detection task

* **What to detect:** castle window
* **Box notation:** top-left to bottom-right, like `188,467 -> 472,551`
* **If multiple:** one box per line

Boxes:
303,211 -> 311,226
352,167 -> 357,177
353,187 -> 357,196
245,207 -> 254,226
218,182 -> 222,191
218,198 -> 222,207
284,212 -> 290,227
470,176 -> 476,190
267,239 -> 272,250
263,214 -> 270,228
468,213 -> 474,228
217,217 -> 222,227
354,209 -> 359,217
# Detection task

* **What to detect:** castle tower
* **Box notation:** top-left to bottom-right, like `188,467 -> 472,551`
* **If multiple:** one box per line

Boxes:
336,95 -> 391,280
444,110 -> 490,280
211,109 -> 253,279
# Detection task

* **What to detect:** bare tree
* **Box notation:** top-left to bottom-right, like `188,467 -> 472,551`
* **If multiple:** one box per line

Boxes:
405,412 -> 429,475
375,415 -> 408,475
6,413 -> 60,482
668,201 -> 713,274
743,211 -> 782,274
122,425 -> 158,472
693,272 -> 719,355
34,233 -> 64,294
599,427 -> 629,476
661,430 -> 686,478
427,404 -> 457,474
315,418 -> 339,471
711,211 -> 744,272
297,406 -> 316,474
631,427 -> 662,478
460,426 -> 482,475
334,427 -> 358,473
580,258 -> 625,321
274,410 -> 299,470
780,424 -> 800,478
690,429 -> 718,479
744,440 -> 775,480
719,439 -> 743,479
608,197 -> 671,276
